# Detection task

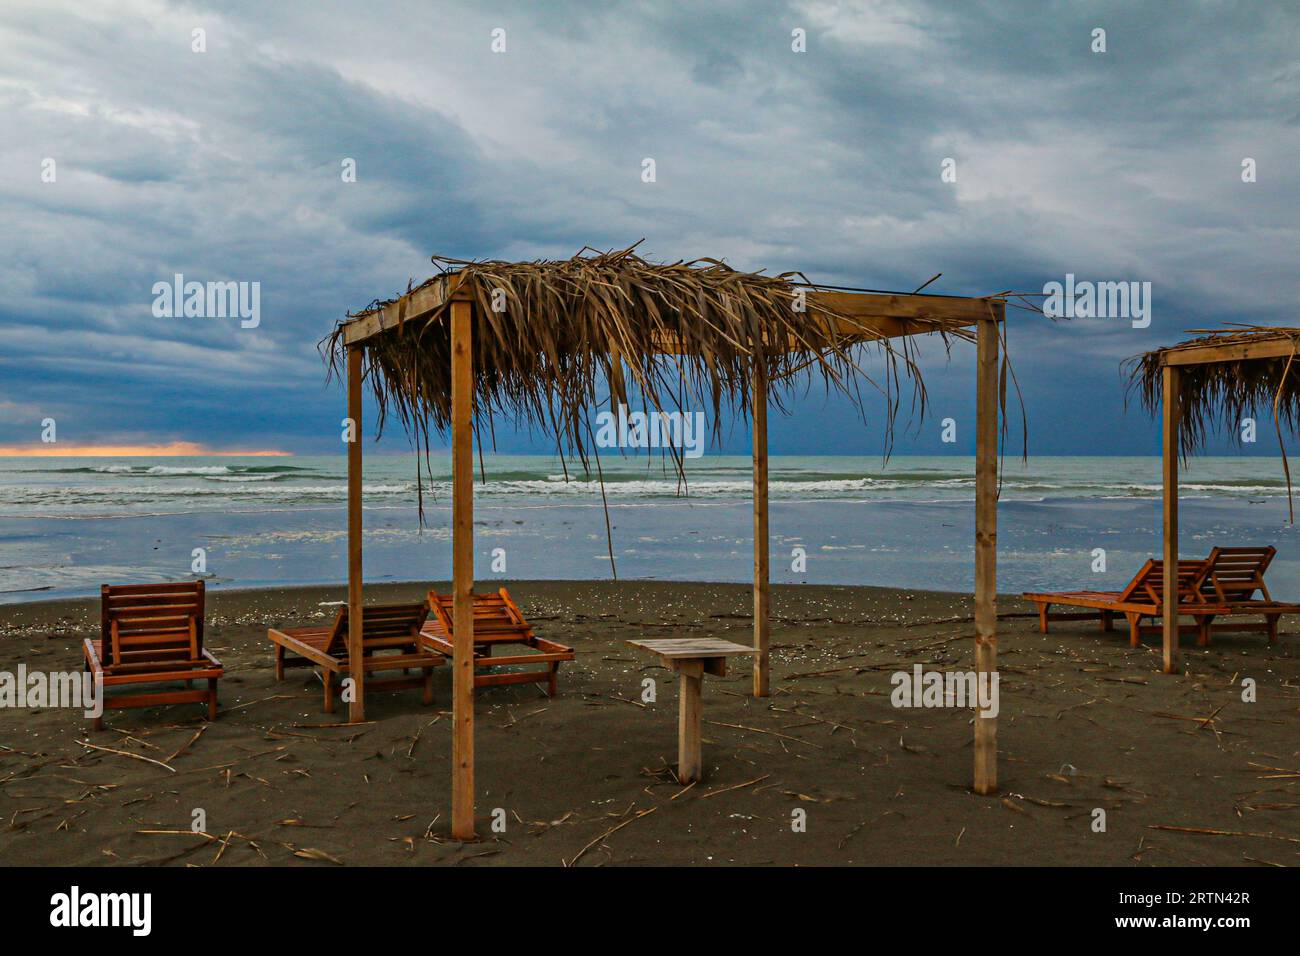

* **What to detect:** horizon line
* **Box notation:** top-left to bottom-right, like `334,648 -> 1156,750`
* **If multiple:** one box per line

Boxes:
0,442 -> 292,457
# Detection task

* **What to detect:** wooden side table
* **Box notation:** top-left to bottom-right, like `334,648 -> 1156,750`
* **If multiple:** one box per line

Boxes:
626,637 -> 753,783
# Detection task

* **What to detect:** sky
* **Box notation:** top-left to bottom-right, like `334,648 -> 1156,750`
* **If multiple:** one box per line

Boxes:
0,0 -> 1296,458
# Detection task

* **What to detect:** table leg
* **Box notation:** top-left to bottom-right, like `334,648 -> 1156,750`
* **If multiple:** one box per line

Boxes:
678,660 -> 704,783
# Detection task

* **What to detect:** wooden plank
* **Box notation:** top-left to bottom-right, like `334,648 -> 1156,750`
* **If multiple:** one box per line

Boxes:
627,638 -> 753,658
99,667 -> 222,686
752,359 -> 770,698
101,582 -> 208,594
346,345 -> 365,723
677,660 -> 704,783
450,298 -> 476,840
1161,338 -> 1298,367
973,311 -> 999,795
267,629 -> 337,669
100,689 -> 212,708
1162,365 -> 1181,674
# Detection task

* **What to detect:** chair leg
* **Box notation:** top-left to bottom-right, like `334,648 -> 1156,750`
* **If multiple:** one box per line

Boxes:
274,644 -> 285,681
85,658 -> 103,731
1126,613 -> 1141,648
207,678 -> 219,720
1267,615 -> 1279,644
548,663 -> 559,698
1196,615 -> 1214,647
422,667 -> 434,705
323,670 -> 334,714
1037,603 -> 1050,634
1100,610 -> 1113,632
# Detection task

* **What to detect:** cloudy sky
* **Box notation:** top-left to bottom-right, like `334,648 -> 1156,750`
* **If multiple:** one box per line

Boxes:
1,0 -> 1296,457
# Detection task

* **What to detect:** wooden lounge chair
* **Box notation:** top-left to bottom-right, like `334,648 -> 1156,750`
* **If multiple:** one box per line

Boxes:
1193,546 -> 1298,645
421,588 -> 573,697
1023,559 -> 1224,647
268,602 -> 444,712
84,581 -> 223,731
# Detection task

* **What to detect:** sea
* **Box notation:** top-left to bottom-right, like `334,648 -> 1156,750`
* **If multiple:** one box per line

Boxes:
0,455 -> 1292,604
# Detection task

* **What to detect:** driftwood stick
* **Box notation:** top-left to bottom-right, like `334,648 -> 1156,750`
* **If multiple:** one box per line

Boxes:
699,774 -> 770,799
137,829 -> 217,840
164,725 -> 208,764
704,719 -> 823,748
221,694 -> 296,714
565,807 -> 658,867
1147,824 -> 1300,844
79,740 -> 177,773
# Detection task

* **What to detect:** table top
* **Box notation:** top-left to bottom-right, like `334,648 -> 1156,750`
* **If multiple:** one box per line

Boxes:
626,637 -> 753,660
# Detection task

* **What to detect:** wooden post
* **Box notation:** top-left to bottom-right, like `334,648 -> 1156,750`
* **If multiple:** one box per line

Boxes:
450,298 -> 476,840
973,311 -> 999,794
346,345 -> 365,723
677,661 -> 704,783
1162,364 -> 1180,675
752,360 -> 770,697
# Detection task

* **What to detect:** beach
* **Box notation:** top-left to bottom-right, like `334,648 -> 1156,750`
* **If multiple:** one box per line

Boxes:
2,579 -> 1296,867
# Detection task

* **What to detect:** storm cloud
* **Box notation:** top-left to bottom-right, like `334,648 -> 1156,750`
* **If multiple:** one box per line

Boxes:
1,0 -> 1296,454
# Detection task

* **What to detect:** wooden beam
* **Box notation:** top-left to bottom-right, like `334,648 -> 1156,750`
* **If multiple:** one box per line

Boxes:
810,290 -> 999,331
752,360 -> 770,698
1162,365 -> 1181,675
450,299 -> 476,840
342,273 -> 471,346
973,310 -> 999,794
1161,337 -> 1298,367
340,278 -> 1002,349
346,346 -> 364,723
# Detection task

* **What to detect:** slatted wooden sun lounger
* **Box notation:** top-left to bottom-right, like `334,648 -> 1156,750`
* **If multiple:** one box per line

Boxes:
421,588 -> 573,697
1023,558 -> 1227,647
1192,546 -> 1298,645
84,581 -> 223,731
268,602 -> 444,712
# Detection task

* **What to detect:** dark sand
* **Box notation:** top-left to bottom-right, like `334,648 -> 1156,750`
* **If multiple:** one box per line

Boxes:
1,580 -> 1296,867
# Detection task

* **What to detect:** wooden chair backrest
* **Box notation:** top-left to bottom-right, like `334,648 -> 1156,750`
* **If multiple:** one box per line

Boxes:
427,588 -> 533,639
1125,559 -> 1209,605
100,581 -> 205,669
328,602 -> 430,656
1205,546 -> 1275,602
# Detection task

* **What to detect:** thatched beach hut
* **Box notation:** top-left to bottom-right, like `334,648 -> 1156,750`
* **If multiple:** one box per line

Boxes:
328,247 -> 1008,838
1131,326 -> 1300,672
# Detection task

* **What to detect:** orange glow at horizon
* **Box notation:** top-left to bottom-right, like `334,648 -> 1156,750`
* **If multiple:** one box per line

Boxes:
0,441 -> 292,457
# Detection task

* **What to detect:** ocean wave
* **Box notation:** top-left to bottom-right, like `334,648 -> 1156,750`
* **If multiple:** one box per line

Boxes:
493,477 -> 918,496
9,463 -> 318,477
0,456 -> 1291,520
4,482 -> 415,501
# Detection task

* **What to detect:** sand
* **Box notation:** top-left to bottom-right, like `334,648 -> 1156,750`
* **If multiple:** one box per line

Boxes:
1,580 -> 1296,867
